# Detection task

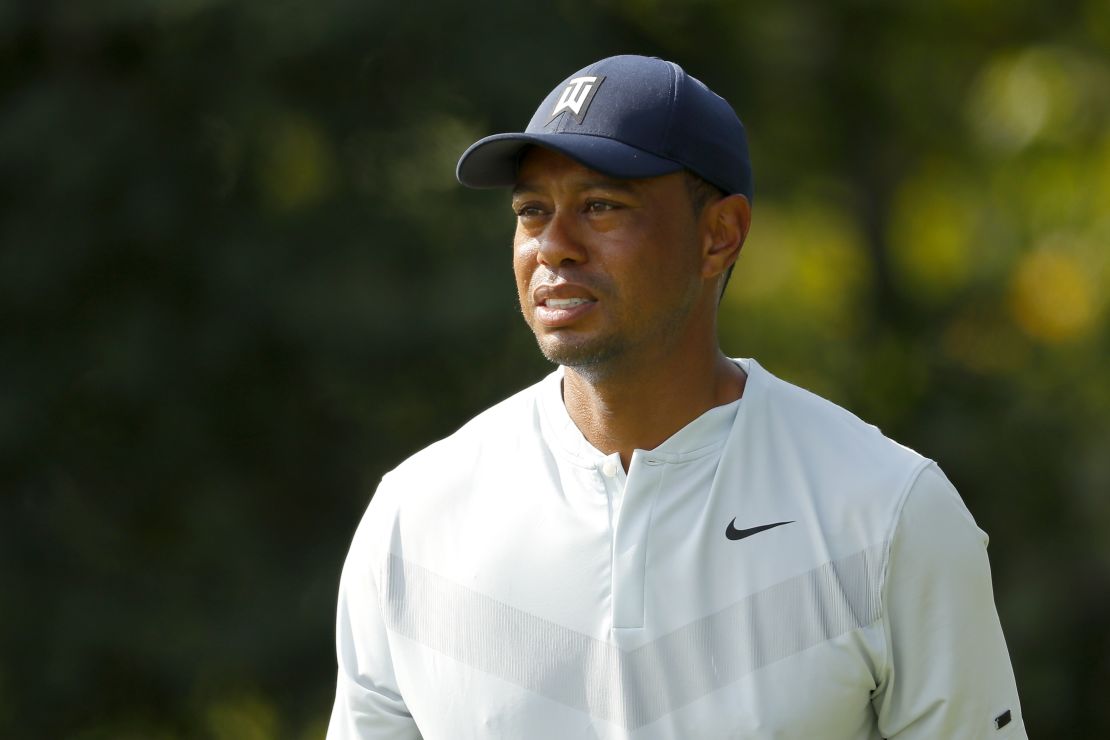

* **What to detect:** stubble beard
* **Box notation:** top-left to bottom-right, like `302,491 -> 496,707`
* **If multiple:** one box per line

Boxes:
520,252 -> 705,383
535,331 -> 628,383
525,286 -> 701,384
521,271 -> 631,381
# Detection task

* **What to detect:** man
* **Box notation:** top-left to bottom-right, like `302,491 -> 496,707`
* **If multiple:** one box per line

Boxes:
328,55 -> 1026,739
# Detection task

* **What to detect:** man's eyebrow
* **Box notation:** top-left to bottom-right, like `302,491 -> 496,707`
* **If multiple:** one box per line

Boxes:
511,178 -> 640,198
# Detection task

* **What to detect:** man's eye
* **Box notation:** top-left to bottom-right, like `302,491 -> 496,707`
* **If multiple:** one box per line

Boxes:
586,200 -> 617,213
514,204 -> 545,218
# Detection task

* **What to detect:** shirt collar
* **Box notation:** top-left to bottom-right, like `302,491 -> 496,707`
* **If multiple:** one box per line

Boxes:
537,365 -> 744,467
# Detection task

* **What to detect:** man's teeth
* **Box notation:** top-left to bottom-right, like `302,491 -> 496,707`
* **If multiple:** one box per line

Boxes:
546,298 -> 591,309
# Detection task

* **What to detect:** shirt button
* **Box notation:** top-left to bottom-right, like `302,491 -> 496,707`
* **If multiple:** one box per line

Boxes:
602,460 -> 618,478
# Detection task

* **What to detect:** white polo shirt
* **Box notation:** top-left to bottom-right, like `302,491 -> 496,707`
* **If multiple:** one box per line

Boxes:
329,359 -> 1026,739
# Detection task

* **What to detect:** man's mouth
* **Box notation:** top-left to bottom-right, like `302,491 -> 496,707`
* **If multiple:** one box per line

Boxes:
544,297 -> 594,309
533,293 -> 598,328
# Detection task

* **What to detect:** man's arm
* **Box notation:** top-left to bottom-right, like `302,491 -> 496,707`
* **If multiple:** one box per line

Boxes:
327,501 -> 422,740
871,463 -> 1026,738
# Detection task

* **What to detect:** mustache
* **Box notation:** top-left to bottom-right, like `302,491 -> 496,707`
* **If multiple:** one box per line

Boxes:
528,267 -> 612,296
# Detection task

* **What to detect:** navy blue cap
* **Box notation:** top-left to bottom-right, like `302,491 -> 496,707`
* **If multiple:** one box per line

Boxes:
456,55 -> 753,201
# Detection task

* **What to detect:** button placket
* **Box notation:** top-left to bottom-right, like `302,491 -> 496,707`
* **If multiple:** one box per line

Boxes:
611,453 -> 665,631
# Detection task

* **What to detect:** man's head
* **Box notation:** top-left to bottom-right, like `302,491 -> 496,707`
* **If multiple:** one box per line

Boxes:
456,55 -> 753,376
457,55 -> 752,204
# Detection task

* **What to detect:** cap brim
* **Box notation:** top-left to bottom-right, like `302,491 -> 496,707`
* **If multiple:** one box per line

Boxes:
456,133 -> 684,188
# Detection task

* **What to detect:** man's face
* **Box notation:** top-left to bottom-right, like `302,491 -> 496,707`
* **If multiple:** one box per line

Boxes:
511,147 -> 707,375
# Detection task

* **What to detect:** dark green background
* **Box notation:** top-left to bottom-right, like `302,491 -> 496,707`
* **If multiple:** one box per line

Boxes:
3,1 -> 1108,737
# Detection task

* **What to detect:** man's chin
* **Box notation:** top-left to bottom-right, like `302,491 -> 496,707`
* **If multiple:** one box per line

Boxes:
536,336 -> 625,376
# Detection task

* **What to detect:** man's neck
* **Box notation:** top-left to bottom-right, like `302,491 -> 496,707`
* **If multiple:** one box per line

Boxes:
561,351 -> 746,471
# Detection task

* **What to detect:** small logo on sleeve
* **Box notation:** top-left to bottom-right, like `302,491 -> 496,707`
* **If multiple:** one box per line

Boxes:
549,75 -> 605,124
725,519 -> 794,541
994,709 -> 1012,730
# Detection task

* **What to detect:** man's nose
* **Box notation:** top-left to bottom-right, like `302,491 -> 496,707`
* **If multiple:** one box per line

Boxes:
536,209 -> 588,268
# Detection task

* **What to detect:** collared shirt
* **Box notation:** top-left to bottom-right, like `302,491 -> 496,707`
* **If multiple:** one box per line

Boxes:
329,359 -> 1026,739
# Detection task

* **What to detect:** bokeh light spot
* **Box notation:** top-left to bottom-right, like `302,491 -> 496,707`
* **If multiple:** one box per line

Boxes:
205,694 -> 278,740
257,114 -> 336,211
1009,245 -> 1097,343
726,198 -> 869,336
967,47 -> 1082,153
888,169 -> 975,302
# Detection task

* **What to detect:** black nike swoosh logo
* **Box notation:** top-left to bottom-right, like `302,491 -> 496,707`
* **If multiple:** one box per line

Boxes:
725,519 -> 794,541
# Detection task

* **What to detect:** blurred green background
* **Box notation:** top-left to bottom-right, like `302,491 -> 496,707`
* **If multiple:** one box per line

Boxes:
2,0 -> 1108,737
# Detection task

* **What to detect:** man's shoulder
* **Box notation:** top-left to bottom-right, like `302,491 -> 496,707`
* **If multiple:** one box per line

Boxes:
376,370 -> 553,493
736,359 -> 931,517
744,358 -> 925,465
351,371 -> 555,557
735,359 -> 937,560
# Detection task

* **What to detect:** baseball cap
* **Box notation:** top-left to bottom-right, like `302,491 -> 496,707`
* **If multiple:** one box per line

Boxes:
456,55 -> 753,201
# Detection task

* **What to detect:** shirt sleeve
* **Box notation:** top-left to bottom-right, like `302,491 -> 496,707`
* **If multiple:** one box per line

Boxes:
327,496 -> 422,740
872,463 -> 1027,739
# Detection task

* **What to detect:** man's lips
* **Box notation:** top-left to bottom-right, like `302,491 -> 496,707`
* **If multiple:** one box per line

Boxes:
544,296 -> 593,309
532,284 -> 598,328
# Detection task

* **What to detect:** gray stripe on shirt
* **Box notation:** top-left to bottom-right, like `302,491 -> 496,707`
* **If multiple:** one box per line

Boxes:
383,545 -> 884,729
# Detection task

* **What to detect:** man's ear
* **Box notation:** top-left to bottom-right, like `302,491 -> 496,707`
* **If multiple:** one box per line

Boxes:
701,194 -> 751,280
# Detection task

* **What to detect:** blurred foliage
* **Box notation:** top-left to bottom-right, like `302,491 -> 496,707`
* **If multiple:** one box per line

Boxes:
1,0 -> 1107,737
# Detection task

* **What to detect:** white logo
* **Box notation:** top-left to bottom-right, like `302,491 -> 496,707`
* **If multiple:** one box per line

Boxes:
549,75 -> 605,123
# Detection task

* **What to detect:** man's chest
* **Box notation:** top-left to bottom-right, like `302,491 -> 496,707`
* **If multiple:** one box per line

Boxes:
378,451 -> 890,739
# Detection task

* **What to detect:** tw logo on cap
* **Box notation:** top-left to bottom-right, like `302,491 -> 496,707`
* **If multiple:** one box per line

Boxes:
549,75 -> 605,124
